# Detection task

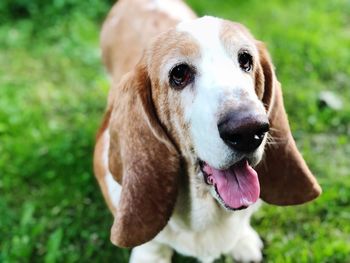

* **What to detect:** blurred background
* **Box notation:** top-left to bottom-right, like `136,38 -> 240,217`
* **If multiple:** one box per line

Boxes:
0,0 -> 349,262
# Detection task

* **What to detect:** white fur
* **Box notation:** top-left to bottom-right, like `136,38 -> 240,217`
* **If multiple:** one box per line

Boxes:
103,130 -> 121,209
146,0 -> 194,21
130,241 -> 173,263
132,197 -> 263,263
231,224 -> 264,262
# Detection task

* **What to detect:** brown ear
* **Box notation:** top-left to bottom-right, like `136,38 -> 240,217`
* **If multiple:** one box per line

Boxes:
255,42 -> 322,205
108,62 -> 180,247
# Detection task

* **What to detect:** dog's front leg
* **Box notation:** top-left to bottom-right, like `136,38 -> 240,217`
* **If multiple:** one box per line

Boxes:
129,240 -> 173,263
230,224 -> 263,263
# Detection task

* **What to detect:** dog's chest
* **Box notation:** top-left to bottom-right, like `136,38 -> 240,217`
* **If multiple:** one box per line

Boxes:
155,177 -> 252,260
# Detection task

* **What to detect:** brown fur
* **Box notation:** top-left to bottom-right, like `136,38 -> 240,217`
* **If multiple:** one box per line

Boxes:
255,43 -> 321,203
147,30 -> 200,153
108,65 -> 181,247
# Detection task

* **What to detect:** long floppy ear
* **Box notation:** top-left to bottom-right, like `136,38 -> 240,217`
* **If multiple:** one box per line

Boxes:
108,62 -> 180,247
255,42 -> 322,205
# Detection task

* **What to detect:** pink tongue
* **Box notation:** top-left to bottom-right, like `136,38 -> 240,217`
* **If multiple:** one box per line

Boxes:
203,160 -> 260,209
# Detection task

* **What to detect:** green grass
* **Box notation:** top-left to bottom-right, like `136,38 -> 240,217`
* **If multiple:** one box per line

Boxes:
1,0 -> 349,262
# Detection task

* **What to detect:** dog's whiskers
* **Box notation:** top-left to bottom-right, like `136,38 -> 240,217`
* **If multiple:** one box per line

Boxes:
265,133 -> 287,145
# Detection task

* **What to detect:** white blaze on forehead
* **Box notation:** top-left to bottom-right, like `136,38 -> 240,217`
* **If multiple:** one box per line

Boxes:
176,16 -> 255,95
177,16 -> 222,48
176,16 -> 262,168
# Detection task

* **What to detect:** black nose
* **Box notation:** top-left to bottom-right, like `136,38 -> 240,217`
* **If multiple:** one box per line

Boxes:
218,112 -> 270,153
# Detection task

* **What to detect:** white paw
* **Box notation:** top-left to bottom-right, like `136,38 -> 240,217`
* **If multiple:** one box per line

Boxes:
129,241 -> 173,263
231,226 -> 263,263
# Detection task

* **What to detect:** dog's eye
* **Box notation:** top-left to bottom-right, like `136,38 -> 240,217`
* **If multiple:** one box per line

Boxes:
169,64 -> 194,89
238,51 -> 253,72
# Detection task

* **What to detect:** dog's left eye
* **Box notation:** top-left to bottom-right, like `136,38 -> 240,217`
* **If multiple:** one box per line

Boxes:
169,63 -> 194,89
238,51 -> 253,72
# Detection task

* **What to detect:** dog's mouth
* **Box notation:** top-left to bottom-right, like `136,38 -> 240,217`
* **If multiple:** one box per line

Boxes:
199,159 -> 260,210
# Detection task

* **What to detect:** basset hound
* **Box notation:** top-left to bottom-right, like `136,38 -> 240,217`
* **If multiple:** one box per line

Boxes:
93,0 -> 322,262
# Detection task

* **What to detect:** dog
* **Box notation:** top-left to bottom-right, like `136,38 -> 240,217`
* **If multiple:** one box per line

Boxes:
93,0 -> 322,262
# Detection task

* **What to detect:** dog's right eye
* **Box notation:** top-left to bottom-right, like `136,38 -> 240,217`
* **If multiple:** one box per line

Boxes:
169,64 -> 194,89
238,51 -> 253,72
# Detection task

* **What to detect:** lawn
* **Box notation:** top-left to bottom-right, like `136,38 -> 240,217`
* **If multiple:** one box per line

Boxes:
0,0 -> 349,262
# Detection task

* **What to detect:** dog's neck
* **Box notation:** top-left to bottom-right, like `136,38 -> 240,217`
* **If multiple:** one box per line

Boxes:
171,159 -> 232,232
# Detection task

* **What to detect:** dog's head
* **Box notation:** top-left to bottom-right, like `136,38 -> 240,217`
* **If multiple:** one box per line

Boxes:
107,16 -> 321,247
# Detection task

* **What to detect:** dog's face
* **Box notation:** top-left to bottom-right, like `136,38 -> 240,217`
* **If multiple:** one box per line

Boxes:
146,17 -> 269,210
